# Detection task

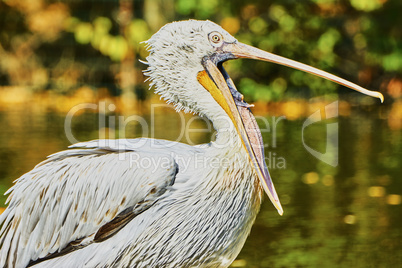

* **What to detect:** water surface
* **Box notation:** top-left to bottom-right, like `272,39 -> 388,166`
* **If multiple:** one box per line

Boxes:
0,102 -> 400,267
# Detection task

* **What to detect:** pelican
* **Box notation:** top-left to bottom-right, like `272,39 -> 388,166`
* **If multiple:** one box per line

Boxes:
0,20 -> 383,268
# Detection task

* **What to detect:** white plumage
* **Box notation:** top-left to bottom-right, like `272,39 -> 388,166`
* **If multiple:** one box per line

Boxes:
1,137 -> 261,267
0,139 -> 175,266
0,19 -> 383,268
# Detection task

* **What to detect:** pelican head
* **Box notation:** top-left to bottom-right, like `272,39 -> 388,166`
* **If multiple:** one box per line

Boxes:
143,20 -> 383,215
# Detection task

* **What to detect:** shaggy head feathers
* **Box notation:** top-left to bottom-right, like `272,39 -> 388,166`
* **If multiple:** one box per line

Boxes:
143,20 -> 236,120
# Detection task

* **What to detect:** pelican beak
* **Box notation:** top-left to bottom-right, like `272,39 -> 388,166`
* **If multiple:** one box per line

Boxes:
222,42 -> 384,102
197,41 -> 383,216
198,59 -> 284,215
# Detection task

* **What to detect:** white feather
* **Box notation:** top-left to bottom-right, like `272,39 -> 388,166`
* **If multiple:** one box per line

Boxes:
0,20 -> 265,268
0,139 -> 182,267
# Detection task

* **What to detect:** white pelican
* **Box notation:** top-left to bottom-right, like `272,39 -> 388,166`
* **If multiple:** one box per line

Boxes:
0,20 -> 383,268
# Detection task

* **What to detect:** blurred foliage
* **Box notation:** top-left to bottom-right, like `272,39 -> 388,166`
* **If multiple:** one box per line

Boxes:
0,0 -> 401,101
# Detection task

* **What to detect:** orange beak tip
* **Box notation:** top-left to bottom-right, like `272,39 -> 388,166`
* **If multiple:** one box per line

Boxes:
379,93 -> 384,103
276,201 -> 284,216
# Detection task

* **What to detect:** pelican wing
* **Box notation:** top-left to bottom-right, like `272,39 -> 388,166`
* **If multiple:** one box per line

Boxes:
0,139 -> 179,268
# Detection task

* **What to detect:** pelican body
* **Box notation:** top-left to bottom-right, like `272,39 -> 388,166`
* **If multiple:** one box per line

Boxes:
0,20 -> 383,268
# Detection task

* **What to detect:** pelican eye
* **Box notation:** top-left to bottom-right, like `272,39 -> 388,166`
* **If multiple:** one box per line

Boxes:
209,32 -> 223,45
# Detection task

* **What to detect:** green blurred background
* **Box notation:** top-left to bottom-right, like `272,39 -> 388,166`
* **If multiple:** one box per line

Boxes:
0,0 -> 401,267
1,0 -> 401,101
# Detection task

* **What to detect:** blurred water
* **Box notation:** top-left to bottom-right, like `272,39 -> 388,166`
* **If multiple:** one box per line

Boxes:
0,104 -> 400,267
239,107 -> 402,267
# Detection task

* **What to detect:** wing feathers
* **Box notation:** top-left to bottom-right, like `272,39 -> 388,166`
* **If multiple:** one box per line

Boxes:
94,207 -> 137,243
0,139 -> 179,268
